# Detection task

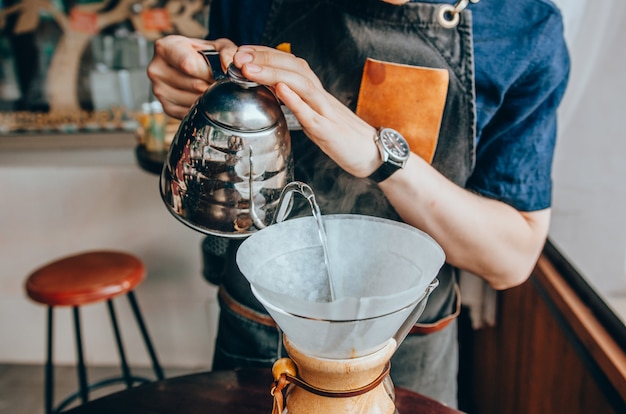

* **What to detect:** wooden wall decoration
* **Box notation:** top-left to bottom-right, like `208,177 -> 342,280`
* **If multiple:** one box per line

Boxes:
0,0 -> 208,132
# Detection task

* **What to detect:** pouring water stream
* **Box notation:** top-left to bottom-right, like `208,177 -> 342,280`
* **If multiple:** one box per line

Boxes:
273,181 -> 336,301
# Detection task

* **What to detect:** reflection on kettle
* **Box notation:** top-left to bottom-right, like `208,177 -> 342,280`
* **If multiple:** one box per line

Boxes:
160,51 -> 293,238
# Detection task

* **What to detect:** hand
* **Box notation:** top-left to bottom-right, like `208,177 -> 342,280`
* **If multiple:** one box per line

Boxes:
232,46 -> 381,178
147,36 -> 238,119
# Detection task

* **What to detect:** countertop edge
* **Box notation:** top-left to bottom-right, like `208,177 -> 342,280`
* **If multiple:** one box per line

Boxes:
0,132 -> 137,151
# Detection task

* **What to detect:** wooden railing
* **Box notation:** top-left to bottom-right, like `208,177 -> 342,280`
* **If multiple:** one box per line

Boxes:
458,240 -> 626,414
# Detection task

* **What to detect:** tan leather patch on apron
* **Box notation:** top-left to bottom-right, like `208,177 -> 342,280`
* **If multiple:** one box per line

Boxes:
356,58 -> 449,164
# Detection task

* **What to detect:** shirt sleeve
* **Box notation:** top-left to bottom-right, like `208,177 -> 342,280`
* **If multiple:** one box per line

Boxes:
466,8 -> 571,212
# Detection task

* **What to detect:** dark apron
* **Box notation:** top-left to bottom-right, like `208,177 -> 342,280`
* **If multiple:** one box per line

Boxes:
213,0 -> 476,407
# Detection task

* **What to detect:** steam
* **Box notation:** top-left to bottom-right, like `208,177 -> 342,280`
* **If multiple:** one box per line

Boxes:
299,153 -> 399,220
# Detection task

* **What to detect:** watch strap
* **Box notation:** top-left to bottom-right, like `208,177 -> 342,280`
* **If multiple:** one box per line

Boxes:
368,160 -> 402,183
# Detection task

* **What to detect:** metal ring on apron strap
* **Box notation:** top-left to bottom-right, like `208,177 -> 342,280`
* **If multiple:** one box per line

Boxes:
437,0 -> 480,29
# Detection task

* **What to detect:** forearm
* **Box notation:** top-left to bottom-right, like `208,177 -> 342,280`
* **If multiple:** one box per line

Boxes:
380,153 -> 550,290
227,46 -> 551,286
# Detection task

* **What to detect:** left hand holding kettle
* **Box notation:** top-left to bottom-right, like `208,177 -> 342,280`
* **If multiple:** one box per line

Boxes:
148,36 -> 239,119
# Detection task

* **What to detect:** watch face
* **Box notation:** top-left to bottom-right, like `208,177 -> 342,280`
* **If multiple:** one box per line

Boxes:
380,128 -> 410,160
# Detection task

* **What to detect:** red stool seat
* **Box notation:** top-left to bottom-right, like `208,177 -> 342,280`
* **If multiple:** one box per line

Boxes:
26,251 -> 145,306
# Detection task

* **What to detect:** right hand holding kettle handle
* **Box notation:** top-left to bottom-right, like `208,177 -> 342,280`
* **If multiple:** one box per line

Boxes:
199,50 -> 226,81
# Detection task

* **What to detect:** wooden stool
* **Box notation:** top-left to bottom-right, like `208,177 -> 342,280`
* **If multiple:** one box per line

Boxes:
25,251 -> 165,414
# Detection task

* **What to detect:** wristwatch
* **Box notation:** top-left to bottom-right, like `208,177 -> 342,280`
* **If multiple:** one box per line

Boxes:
368,127 -> 410,183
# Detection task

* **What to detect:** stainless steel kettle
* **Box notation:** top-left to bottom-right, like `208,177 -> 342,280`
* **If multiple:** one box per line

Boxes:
160,50 -> 293,238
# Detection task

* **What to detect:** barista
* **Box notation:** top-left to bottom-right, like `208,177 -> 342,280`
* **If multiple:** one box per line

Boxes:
147,0 -> 570,407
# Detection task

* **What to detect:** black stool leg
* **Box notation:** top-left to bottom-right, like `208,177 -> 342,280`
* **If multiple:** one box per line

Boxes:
127,291 -> 164,380
45,307 -> 54,414
72,306 -> 89,404
106,299 -> 133,388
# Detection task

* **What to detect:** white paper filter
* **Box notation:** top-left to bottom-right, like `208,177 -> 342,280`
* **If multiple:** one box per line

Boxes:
237,214 -> 445,358
237,215 -> 444,318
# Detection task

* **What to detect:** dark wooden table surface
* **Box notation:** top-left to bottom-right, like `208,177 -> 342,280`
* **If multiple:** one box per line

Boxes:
65,368 -> 463,413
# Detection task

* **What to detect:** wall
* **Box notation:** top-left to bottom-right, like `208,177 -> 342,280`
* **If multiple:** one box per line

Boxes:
0,144 -> 218,369
549,0 -> 626,320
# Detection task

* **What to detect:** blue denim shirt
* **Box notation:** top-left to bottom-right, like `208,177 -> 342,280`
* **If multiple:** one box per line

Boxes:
208,0 -> 570,212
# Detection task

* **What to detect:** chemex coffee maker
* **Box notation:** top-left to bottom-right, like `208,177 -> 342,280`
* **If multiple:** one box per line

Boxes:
159,53 -> 445,413
238,213 -> 444,413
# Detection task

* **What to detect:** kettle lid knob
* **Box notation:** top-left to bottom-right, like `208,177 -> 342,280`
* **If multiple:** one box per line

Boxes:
227,64 -> 260,88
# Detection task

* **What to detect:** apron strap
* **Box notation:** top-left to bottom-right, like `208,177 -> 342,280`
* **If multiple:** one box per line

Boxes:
408,283 -> 461,335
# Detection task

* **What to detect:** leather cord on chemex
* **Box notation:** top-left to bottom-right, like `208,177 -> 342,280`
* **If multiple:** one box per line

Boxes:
270,358 -> 391,414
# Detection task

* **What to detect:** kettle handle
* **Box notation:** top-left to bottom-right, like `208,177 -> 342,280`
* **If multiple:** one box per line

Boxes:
199,50 -> 226,81
272,181 -> 319,225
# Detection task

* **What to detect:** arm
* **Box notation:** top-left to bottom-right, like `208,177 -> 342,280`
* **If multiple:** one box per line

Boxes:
231,45 -> 550,290
381,156 -> 550,289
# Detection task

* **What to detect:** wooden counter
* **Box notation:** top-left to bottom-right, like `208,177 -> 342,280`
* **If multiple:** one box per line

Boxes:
64,368 -> 463,414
